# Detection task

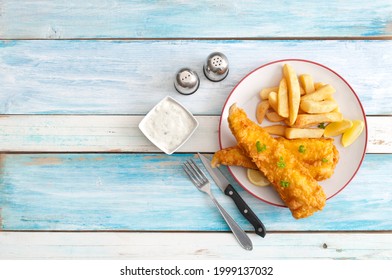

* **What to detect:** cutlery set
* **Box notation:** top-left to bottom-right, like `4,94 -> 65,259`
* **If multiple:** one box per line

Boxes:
183,153 -> 266,250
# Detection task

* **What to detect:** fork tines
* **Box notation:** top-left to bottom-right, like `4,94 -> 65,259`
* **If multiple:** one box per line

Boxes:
183,159 -> 208,187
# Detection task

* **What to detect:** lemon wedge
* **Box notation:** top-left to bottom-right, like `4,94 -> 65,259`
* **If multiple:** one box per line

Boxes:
247,169 -> 270,187
324,119 -> 353,137
341,120 -> 364,147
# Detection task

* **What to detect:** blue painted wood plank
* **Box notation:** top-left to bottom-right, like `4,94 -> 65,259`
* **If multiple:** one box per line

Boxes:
1,1 -> 392,39
0,40 -> 391,115
0,153 -> 390,231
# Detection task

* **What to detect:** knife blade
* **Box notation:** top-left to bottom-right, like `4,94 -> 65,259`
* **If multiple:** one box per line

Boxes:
198,153 -> 266,237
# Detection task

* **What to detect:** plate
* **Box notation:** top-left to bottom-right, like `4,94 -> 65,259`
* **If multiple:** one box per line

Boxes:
219,59 -> 367,207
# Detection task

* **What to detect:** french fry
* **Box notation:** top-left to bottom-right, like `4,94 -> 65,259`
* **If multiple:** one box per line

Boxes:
300,100 -> 338,113
277,78 -> 289,118
301,84 -> 335,102
298,107 -> 307,114
324,96 -> 341,112
314,82 -> 326,90
266,111 -> 286,122
256,100 -> 269,124
285,128 -> 325,139
268,91 -> 279,113
259,86 -> 279,100
332,106 -> 341,113
283,64 -> 301,125
300,87 -> 306,96
264,125 -> 286,136
290,112 -> 343,128
299,74 -> 315,94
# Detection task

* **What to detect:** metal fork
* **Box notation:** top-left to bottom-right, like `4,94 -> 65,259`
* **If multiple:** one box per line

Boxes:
183,159 -> 253,250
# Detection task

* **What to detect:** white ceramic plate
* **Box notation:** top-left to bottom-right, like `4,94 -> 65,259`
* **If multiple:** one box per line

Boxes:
219,59 -> 367,207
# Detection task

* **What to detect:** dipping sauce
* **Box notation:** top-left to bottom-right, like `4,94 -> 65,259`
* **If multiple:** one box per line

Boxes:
139,96 -> 198,154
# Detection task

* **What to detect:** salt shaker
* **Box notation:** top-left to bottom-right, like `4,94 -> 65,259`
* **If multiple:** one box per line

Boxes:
203,52 -> 229,82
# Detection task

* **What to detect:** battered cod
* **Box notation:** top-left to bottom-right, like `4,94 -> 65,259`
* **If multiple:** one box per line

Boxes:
212,138 -> 339,181
228,104 -> 326,219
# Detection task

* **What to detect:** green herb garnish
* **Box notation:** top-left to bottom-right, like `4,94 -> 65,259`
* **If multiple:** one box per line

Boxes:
298,145 -> 306,154
322,158 -> 328,163
277,156 -> 286,168
280,180 -> 290,188
256,141 -> 266,153
318,123 -> 326,129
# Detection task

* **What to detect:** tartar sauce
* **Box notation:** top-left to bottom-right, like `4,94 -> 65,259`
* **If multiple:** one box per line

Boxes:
142,97 -> 197,154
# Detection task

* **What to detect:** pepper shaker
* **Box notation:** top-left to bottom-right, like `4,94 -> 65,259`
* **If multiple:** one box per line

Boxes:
174,68 -> 200,95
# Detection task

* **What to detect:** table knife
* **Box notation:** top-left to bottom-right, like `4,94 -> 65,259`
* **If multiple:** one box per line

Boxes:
198,153 -> 266,237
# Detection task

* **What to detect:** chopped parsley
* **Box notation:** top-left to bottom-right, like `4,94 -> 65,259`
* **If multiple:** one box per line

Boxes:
256,141 -> 266,153
280,180 -> 290,188
277,156 -> 286,168
322,158 -> 328,163
298,145 -> 306,154
318,123 -> 326,129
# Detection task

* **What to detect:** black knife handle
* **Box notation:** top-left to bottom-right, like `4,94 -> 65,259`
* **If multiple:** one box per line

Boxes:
224,184 -> 266,237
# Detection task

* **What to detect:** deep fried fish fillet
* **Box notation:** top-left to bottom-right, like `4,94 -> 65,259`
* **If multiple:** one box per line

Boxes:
212,146 -> 257,169
212,138 -> 339,181
228,104 -> 326,219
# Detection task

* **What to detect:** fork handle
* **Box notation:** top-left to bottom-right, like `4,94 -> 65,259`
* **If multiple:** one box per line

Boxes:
210,196 -> 253,251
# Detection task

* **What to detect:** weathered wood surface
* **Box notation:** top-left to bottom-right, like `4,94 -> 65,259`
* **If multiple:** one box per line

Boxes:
1,0 -> 392,261
0,115 -> 390,153
0,40 -> 391,115
0,153 -> 390,231
0,232 -> 391,260
1,0 -> 392,39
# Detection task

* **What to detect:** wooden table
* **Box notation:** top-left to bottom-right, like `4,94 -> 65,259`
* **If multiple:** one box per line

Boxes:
0,1 -> 391,260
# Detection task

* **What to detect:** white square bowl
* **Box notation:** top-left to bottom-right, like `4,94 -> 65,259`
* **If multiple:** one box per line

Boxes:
139,96 -> 199,155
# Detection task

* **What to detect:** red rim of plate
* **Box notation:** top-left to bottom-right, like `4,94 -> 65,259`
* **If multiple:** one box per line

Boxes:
218,58 -> 368,207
